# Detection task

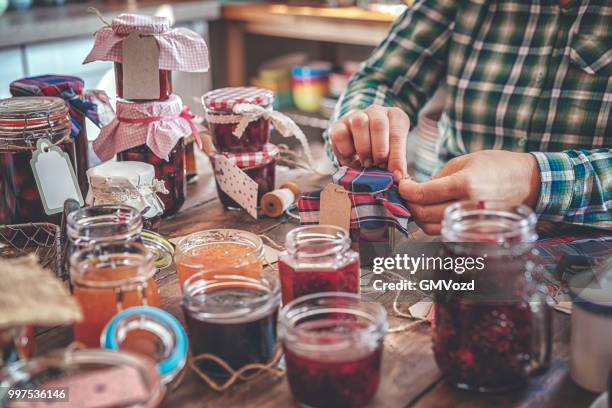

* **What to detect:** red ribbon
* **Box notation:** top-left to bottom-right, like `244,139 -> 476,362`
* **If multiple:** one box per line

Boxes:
117,105 -> 202,149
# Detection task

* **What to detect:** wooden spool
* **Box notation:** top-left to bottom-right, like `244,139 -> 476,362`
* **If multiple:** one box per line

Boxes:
261,182 -> 301,218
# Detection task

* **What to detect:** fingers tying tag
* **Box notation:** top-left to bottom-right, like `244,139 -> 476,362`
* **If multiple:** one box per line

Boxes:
122,32 -> 161,100
30,139 -> 84,215
214,156 -> 258,219
319,183 -> 351,232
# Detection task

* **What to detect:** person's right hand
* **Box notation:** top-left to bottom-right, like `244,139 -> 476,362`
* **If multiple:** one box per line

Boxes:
329,105 -> 411,181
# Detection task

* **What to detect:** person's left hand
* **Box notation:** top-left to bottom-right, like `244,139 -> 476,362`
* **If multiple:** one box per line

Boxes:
398,150 -> 541,235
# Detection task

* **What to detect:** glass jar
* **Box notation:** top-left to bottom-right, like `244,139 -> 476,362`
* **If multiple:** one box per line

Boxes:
114,63 -> 173,101
118,138 -> 186,216
278,225 -> 360,304
0,326 -> 35,368
184,133 -> 198,183
182,273 -> 280,376
350,225 -> 397,267
86,161 -> 167,231
70,242 -> 161,348
434,201 -> 551,392
174,229 -> 264,289
279,292 -> 387,408
101,306 -> 188,385
202,87 -> 274,153
0,97 -> 76,225
0,348 -> 165,408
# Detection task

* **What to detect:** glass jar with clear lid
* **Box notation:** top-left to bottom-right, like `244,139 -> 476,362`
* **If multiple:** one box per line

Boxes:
433,201 -> 552,392
0,96 -> 76,225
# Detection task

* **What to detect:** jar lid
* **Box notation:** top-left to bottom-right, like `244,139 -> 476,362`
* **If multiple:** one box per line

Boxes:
202,87 -> 275,111
112,13 -> 171,35
101,306 -> 188,384
569,264 -> 612,316
0,96 -> 69,134
88,161 -> 156,187
141,230 -> 175,269
214,143 -> 280,169
10,75 -> 85,98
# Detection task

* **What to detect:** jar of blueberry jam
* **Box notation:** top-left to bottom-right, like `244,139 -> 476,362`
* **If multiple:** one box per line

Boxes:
280,292 -> 388,408
0,97 -> 76,225
202,87 -> 273,153
181,273 -> 280,376
434,201 -> 552,392
278,225 -> 360,305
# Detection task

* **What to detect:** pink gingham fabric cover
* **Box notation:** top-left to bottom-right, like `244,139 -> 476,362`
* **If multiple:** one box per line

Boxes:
93,94 -> 192,162
83,14 -> 209,72
203,87 -> 275,111
213,143 -> 280,169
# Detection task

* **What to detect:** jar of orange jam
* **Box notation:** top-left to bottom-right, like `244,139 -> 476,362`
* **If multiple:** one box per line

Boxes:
70,242 -> 161,348
174,229 -> 264,290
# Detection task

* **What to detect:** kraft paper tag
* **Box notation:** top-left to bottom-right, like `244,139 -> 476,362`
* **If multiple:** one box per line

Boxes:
122,32 -> 161,100
30,139 -> 84,215
319,183 -> 351,232
214,156 -> 258,219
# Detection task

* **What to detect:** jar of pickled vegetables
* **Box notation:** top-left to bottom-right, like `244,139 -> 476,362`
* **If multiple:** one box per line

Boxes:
278,225 -> 360,304
280,292 -> 387,408
202,87 -> 274,153
434,201 -> 552,392
0,97 -> 76,225
70,241 -> 161,348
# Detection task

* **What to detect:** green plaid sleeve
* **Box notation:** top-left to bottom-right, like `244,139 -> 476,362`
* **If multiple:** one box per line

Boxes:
532,149 -> 612,227
324,0 -> 456,162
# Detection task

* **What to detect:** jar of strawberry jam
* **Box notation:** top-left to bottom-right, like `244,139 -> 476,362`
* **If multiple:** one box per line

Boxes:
182,273 -> 280,376
202,87 -> 273,153
280,292 -> 387,408
0,97 -> 76,225
434,201 -> 552,392
70,241 -> 161,348
278,225 -> 360,304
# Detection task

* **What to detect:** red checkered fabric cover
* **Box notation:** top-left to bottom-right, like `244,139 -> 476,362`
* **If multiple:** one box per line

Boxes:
202,87 -> 274,111
213,143 -> 280,169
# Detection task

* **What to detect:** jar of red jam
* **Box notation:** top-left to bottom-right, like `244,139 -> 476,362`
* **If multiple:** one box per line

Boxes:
278,225 -> 360,304
0,97 -> 76,225
202,87 -> 273,153
182,273 -> 280,376
213,143 -> 279,210
434,201 -> 552,392
280,292 -> 388,408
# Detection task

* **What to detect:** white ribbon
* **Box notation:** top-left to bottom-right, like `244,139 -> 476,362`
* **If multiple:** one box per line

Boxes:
206,103 -> 314,166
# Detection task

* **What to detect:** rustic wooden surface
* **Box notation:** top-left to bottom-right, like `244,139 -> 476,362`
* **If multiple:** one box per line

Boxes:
36,156 -> 599,408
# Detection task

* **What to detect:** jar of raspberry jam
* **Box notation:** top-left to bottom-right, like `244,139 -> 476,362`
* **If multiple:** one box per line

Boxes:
202,87 -> 273,153
182,273 -> 280,376
118,138 -> 186,216
280,292 -> 388,408
213,144 -> 279,210
434,201 -> 552,392
278,225 -> 360,304
0,97 -> 76,225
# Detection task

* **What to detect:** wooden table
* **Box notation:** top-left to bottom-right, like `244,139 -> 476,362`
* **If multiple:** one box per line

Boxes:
221,3 -> 399,86
37,162 -> 599,408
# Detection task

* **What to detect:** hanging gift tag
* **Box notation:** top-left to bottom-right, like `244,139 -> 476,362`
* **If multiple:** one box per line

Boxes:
214,156 -> 258,219
319,183 -> 351,232
122,32 -> 161,100
30,139 -> 84,215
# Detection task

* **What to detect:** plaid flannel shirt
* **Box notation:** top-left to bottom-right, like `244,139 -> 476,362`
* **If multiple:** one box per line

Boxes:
327,0 -> 611,227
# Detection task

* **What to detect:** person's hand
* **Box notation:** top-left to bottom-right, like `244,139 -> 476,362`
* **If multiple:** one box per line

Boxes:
399,150 -> 541,235
329,105 -> 411,180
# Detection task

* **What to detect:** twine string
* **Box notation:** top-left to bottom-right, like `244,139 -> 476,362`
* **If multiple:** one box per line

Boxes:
88,7 -> 112,27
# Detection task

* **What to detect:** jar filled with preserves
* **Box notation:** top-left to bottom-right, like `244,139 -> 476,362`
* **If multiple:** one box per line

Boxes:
10,75 -> 101,196
70,241 -> 161,348
202,87 -> 274,153
87,161 -> 168,231
278,225 -> 360,304
213,144 -> 279,210
84,13 -> 209,102
93,95 -> 199,216
434,201 -> 551,392
0,97 -> 76,225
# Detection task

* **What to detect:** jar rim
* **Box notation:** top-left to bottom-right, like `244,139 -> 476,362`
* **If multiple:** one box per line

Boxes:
70,241 -> 155,288
279,292 -> 387,353
67,204 -> 143,243
284,225 -> 351,258
441,200 -> 538,243
182,273 -> 280,323
175,228 -> 265,266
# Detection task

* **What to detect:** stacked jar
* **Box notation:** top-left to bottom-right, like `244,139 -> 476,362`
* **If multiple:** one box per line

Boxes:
202,87 -> 279,210
84,13 -> 209,216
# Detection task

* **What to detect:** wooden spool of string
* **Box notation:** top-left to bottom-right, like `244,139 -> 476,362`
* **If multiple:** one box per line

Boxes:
260,182 -> 301,218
